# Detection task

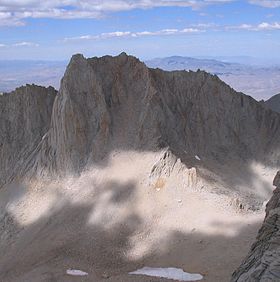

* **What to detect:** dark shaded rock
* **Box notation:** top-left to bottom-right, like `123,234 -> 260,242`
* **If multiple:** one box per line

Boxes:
232,171 -> 280,282
265,93 -> 280,113
273,171 -> 280,187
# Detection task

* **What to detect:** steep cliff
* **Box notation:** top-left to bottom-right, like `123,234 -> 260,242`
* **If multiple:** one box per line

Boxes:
232,171 -> 280,281
22,53 -> 280,179
0,84 -> 57,187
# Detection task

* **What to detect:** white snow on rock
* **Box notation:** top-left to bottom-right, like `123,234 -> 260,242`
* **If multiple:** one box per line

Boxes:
195,155 -> 201,161
129,267 -> 203,281
66,269 -> 88,276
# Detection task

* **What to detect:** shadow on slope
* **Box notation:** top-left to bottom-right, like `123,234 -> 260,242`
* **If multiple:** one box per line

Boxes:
0,178 -> 263,282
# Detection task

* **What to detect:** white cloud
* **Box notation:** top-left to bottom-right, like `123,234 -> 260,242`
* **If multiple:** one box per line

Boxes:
257,22 -> 280,30
0,0 -> 278,27
0,11 -> 24,26
248,0 -> 280,8
64,31 -> 132,41
12,41 -> 39,47
64,27 -> 204,42
0,0 -> 233,26
229,23 -> 254,30
101,31 -> 132,38
181,28 -> 202,33
228,22 -> 280,31
0,41 -> 39,48
191,22 -> 218,28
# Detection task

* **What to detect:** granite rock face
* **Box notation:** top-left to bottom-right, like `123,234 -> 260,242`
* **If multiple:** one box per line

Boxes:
22,53 -> 280,178
0,84 -> 57,187
232,171 -> 280,282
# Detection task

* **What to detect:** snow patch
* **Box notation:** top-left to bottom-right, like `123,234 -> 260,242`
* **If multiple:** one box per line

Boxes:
66,269 -> 88,276
262,200 -> 269,208
195,155 -> 201,161
129,267 -> 203,281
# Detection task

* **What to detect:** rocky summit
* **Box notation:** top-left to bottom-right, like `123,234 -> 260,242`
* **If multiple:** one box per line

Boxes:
2,53 -> 280,183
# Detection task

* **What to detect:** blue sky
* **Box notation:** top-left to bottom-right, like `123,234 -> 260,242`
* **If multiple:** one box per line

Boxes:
0,0 -> 280,61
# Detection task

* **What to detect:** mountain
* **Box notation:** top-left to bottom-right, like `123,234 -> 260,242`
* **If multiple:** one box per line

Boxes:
6,53 -> 276,182
196,56 -> 280,66
265,93 -> 280,113
145,56 -> 280,100
1,53 -> 280,282
145,56 -> 244,72
1,53 -> 280,197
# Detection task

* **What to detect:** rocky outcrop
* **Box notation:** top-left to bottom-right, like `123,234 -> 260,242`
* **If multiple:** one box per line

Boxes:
150,149 -> 179,180
0,84 -> 57,187
232,171 -> 280,281
19,53 -> 280,179
265,93 -> 280,113
149,149 -> 197,189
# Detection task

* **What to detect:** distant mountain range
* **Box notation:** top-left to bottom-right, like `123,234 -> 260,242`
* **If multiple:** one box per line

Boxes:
1,56 -> 280,101
145,56 -> 280,100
